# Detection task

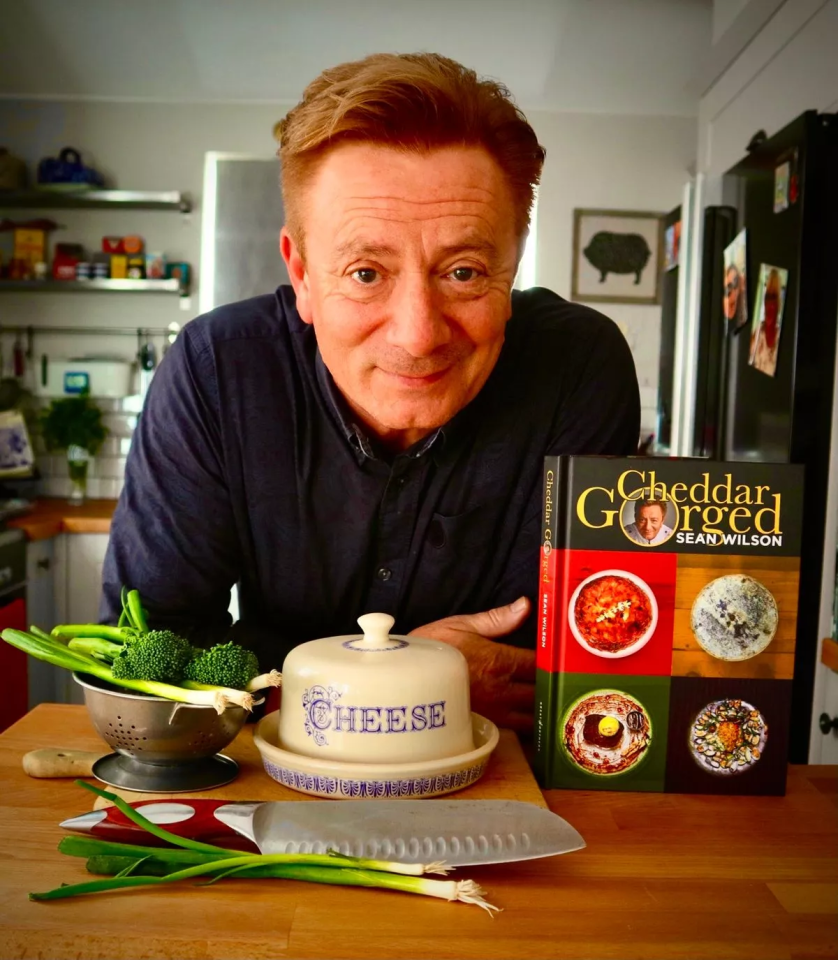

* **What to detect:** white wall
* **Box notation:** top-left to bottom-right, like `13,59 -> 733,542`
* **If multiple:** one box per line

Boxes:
713,0 -> 752,41
530,111 -> 697,433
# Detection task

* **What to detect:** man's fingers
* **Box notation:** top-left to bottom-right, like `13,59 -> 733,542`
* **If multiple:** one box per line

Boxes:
493,641 -> 536,681
461,596 -> 531,639
504,680 -> 536,712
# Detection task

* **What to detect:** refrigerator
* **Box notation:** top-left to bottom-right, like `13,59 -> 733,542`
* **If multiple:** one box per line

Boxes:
688,110 -> 838,763
654,204 -> 682,452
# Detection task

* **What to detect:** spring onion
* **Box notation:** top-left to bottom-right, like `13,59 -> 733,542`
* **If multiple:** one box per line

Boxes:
126,589 -> 150,633
64,633 -> 256,712
181,668 -> 282,697
21,587 -> 279,709
0,629 -> 245,714
51,624 -> 136,643
30,857 -> 494,910
30,782 -> 499,914
246,669 -> 282,692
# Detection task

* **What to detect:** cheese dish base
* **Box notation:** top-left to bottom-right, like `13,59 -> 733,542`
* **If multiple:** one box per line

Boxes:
254,710 -> 499,799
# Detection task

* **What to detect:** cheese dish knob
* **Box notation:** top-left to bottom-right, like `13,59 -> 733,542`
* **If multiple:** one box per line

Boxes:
357,612 -> 396,649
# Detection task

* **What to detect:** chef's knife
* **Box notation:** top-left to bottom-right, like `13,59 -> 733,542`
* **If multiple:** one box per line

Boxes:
61,798 -> 585,866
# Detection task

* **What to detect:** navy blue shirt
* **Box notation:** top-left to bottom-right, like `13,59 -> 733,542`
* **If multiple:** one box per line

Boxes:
101,285 -> 640,669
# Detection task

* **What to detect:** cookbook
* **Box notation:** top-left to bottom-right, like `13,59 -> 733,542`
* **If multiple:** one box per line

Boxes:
533,456 -> 804,795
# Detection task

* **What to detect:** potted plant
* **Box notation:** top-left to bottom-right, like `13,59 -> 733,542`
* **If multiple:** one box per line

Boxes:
38,392 -> 108,503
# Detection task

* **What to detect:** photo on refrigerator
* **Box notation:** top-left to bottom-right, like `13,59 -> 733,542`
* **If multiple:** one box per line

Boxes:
748,263 -> 788,377
723,228 -> 748,332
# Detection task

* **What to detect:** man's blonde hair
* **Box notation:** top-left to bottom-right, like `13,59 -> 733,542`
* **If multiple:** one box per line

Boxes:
274,52 -> 545,249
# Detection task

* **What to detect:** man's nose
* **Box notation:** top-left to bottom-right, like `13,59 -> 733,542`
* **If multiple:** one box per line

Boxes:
384,274 -> 452,357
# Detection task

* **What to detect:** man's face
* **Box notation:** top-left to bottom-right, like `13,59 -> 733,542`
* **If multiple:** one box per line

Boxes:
280,143 -> 521,450
636,505 -> 665,541
724,267 -> 739,320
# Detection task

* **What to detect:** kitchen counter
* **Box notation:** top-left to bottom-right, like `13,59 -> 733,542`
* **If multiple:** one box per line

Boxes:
0,705 -> 835,960
7,497 -> 117,540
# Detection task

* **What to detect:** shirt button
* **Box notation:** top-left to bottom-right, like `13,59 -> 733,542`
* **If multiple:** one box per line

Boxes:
376,567 -> 393,581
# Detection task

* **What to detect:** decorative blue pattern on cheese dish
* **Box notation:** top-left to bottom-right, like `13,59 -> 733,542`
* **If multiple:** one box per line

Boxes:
260,757 -> 487,798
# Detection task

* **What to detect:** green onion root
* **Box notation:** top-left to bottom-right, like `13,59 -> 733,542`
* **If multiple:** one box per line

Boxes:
179,680 -> 254,711
246,670 -> 282,692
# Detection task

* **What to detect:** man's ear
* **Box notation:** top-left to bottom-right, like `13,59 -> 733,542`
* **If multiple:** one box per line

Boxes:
280,227 -> 313,324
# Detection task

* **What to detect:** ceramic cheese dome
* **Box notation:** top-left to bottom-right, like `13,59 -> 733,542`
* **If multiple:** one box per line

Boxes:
277,612 -> 475,764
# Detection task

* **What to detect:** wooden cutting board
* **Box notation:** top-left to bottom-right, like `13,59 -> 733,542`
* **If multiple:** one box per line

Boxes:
19,705 -> 545,809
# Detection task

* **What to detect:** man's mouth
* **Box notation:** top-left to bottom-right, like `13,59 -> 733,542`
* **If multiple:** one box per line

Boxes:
379,367 -> 451,387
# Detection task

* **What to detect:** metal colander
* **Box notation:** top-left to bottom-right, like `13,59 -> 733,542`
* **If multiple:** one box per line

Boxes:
73,673 -> 260,792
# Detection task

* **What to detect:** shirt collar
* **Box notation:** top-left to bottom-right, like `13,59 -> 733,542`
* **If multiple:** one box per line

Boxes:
314,350 -> 442,463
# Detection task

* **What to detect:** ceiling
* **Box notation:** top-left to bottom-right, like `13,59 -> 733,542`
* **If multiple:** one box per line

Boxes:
0,0 -> 712,116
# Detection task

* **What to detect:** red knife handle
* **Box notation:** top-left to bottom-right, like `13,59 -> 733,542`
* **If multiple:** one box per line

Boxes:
79,799 -> 259,853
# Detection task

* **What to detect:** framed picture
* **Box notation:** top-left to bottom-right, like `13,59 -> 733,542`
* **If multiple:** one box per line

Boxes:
572,209 -> 664,305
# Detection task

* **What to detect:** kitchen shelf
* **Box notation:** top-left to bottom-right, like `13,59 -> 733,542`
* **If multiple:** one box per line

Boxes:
0,279 -> 184,294
0,322 -> 180,338
0,189 -> 192,213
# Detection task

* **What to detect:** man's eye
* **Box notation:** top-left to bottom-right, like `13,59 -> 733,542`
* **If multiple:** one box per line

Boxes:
449,267 -> 480,282
351,268 -> 379,284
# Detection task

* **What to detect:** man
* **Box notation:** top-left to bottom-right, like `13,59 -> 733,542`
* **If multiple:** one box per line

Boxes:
624,500 -> 673,546
723,264 -> 746,330
101,52 -> 640,732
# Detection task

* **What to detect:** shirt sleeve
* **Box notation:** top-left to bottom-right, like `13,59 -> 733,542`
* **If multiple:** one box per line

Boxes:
99,322 -> 241,641
487,294 -> 641,647
545,308 -> 641,457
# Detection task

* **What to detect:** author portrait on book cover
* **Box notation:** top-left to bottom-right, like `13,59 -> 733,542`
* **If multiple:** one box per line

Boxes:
622,496 -> 677,547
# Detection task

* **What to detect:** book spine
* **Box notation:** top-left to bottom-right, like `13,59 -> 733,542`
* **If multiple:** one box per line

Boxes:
533,455 -> 568,787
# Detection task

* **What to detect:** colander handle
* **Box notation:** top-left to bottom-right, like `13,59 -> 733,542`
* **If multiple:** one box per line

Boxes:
23,748 -> 104,778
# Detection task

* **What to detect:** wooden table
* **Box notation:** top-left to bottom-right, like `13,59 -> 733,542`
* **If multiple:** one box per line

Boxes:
0,706 -> 835,960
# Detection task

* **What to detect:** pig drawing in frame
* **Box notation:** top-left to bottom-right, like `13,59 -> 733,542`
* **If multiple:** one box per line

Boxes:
584,231 -> 651,285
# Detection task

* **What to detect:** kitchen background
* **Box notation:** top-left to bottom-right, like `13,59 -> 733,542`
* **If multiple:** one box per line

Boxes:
0,0 -> 836,759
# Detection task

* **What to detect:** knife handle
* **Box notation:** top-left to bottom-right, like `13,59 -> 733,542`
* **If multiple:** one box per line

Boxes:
73,799 -> 259,853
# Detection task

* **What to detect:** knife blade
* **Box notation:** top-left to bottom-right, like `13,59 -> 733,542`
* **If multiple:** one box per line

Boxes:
61,798 -> 585,866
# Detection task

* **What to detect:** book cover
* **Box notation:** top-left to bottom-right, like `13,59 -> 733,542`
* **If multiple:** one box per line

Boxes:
534,456 -> 804,795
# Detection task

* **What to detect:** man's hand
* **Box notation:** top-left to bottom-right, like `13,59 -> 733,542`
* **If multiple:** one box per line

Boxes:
409,597 -> 535,733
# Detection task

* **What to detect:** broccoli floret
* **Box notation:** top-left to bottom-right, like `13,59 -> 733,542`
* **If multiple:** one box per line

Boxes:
110,629 -> 194,684
184,641 -> 260,690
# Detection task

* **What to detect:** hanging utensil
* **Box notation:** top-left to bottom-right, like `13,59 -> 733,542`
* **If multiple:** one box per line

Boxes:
139,329 -> 156,372
13,332 -> 24,380
138,329 -> 157,399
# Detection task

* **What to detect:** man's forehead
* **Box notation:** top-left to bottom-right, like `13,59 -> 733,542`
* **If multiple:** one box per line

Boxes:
332,224 -> 501,258
301,143 -> 518,262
